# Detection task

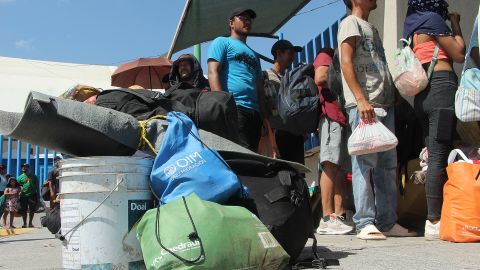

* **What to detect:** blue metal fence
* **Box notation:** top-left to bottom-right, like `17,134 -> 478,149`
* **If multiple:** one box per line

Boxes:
0,135 -> 55,189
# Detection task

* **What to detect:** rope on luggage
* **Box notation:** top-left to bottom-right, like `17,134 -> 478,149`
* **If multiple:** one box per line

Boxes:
137,115 -> 167,155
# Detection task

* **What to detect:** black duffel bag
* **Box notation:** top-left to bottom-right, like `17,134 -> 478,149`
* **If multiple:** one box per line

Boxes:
96,87 -> 238,141
225,158 -> 313,263
95,88 -> 191,121
164,85 -> 239,141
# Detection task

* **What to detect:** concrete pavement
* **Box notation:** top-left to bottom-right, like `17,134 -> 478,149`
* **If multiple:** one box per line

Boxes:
1,213 -> 479,270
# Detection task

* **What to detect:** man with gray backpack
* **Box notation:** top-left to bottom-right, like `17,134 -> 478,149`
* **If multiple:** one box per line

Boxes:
263,40 -> 304,163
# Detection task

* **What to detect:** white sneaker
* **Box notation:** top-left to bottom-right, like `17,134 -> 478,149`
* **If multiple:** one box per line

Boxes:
425,220 -> 440,241
316,215 -> 354,235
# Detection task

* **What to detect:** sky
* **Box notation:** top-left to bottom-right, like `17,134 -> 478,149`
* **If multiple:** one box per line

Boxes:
0,0 -> 346,69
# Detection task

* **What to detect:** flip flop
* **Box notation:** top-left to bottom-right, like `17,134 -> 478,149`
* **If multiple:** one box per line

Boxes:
357,224 -> 387,240
383,224 -> 418,237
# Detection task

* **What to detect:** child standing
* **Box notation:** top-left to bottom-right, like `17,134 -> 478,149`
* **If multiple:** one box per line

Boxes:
3,177 -> 21,229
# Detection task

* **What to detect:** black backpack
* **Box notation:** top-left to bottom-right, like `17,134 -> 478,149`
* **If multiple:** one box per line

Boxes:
327,49 -> 346,107
277,63 -> 320,136
225,158 -> 340,268
225,158 -> 314,263
41,204 -> 61,235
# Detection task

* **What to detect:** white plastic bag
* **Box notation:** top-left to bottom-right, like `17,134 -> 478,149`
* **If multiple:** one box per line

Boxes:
348,109 -> 398,156
393,39 -> 429,96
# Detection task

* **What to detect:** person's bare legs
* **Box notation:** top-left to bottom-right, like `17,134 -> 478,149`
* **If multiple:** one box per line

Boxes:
9,211 -> 15,227
2,211 -> 7,227
321,161 -> 342,216
317,161 -> 352,234
334,170 -> 347,216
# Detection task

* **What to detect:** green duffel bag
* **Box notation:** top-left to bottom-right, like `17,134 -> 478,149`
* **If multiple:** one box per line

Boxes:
137,193 -> 290,270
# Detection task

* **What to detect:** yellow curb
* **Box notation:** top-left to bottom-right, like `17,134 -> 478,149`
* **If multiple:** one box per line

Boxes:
0,227 -> 35,237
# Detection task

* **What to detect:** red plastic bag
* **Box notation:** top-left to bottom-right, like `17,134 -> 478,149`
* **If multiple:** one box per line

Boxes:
440,149 -> 480,242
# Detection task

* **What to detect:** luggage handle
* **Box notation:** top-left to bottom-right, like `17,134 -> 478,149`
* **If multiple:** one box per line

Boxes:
447,149 -> 473,164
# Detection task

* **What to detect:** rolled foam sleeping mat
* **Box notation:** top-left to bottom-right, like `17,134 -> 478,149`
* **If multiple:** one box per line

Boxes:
0,91 -> 310,173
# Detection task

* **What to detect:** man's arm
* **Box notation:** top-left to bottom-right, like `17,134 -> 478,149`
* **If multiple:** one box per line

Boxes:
208,60 -> 223,92
314,66 -> 329,88
340,36 -> 375,120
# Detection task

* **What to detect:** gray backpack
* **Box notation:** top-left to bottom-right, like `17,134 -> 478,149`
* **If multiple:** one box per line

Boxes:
277,64 -> 320,136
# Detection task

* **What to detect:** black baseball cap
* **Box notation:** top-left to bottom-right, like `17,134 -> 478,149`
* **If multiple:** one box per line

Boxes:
22,163 -> 30,167
343,0 -> 352,9
229,7 -> 257,20
271,40 -> 303,57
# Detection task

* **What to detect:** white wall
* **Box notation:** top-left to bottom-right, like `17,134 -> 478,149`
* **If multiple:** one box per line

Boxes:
0,56 -> 117,113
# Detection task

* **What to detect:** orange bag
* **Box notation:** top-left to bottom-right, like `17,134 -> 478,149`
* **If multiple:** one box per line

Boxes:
440,149 -> 480,242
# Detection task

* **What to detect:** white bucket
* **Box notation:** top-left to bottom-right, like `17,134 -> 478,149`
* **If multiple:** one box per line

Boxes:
59,156 -> 153,270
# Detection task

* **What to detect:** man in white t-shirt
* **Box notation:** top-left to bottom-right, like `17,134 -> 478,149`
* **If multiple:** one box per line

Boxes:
339,0 -> 416,240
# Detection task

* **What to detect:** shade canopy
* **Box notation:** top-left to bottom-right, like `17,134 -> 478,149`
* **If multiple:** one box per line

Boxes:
168,0 -> 310,58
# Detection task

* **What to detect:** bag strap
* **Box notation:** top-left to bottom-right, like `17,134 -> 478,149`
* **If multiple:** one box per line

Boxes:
447,149 -> 474,164
155,196 -> 205,264
426,43 -> 440,80
461,16 -> 479,76
169,112 -> 248,198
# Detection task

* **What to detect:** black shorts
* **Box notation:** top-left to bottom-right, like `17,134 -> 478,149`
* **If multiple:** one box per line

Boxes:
20,196 -> 37,213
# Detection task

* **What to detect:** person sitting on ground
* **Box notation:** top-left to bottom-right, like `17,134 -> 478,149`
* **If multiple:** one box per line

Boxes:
18,164 -> 39,228
208,7 -> 268,152
169,54 -> 209,90
339,0 -> 417,240
3,177 -> 21,229
313,48 -> 353,235
263,40 -> 303,163
404,0 -> 465,240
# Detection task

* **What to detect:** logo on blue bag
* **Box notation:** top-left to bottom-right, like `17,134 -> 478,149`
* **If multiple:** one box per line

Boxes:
163,152 -> 206,180
163,165 -> 177,177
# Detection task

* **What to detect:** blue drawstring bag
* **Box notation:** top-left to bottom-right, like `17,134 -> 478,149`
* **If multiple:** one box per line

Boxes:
150,112 -> 241,204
